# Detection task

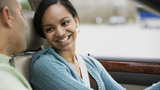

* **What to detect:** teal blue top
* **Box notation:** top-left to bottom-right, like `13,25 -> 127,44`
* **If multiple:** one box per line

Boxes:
30,48 -> 126,90
30,48 -> 160,90
145,81 -> 160,90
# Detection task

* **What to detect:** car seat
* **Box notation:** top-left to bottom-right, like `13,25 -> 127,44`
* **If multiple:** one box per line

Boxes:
14,9 -> 44,84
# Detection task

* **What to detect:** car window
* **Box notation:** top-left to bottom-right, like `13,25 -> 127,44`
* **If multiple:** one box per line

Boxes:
68,0 -> 160,62
18,0 -> 31,10
28,0 -> 160,62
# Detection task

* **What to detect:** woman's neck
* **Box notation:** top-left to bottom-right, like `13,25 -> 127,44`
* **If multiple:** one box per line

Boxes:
53,46 -> 82,78
54,46 -> 76,63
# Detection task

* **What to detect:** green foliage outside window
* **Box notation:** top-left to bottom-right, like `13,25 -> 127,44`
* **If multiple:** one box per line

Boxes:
18,0 -> 31,10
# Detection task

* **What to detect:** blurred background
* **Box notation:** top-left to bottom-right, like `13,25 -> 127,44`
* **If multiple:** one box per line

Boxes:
68,0 -> 160,59
26,0 -> 160,59
69,0 -> 160,27
70,0 -> 136,25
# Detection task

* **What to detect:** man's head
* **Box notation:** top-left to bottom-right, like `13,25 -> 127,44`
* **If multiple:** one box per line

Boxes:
0,0 -> 27,56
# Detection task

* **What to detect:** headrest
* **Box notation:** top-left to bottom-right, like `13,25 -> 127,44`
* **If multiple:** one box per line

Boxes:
22,9 -> 44,52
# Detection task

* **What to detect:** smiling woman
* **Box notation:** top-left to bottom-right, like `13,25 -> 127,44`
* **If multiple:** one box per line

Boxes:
41,4 -> 78,51
15,0 -> 160,90
29,0 -> 127,90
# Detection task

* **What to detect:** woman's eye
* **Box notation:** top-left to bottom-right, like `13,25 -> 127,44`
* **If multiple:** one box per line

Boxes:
62,21 -> 69,26
46,28 -> 53,32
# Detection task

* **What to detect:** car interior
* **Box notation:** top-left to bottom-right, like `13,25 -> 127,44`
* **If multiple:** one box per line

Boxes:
14,0 -> 160,90
14,9 -> 44,83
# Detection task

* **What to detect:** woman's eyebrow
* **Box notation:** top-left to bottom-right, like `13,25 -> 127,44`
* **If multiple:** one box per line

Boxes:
43,17 -> 69,28
43,24 -> 53,28
60,17 -> 69,23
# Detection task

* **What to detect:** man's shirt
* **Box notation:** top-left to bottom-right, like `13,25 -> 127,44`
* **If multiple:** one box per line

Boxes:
0,54 -> 32,90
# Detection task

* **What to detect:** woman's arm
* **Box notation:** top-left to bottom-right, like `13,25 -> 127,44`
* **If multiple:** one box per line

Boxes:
31,56 -> 93,90
144,81 -> 160,90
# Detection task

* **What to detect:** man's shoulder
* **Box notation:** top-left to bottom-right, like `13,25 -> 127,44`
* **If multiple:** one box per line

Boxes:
0,63 -> 15,72
0,64 -> 32,90
0,63 -> 25,80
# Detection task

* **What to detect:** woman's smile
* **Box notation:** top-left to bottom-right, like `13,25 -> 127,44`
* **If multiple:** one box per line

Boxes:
42,4 -> 79,51
55,34 -> 72,45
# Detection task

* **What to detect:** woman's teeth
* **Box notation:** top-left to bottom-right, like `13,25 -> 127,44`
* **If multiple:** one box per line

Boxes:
58,36 -> 69,43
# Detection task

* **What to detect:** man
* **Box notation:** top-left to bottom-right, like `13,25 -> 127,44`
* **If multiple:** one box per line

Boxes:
0,0 -> 32,90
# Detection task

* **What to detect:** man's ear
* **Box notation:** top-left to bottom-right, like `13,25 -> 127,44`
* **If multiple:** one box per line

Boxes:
2,7 -> 14,28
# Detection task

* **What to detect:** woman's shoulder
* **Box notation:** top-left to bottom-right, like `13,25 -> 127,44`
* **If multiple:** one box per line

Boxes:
80,55 -> 101,68
30,48 -> 59,70
31,48 -> 69,66
80,55 -> 106,75
33,48 -> 52,57
80,55 -> 99,63
32,48 -> 60,61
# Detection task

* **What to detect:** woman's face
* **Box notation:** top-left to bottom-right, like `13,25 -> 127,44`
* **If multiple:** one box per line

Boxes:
42,4 -> 78,51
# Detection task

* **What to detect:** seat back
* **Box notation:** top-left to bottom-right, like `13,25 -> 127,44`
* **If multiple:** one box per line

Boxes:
14,53 -> 34,83
14,9 -> 44,83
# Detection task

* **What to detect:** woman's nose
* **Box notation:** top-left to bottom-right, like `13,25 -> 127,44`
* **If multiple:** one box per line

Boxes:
55,27 -> 65,37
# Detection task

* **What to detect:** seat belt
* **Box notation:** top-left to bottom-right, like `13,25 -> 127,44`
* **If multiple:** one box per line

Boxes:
76,54 -> 91,87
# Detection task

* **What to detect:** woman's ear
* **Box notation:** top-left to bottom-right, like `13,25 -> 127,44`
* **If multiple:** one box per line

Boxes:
2,7 -> 14,28
74,16 -> 79,28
